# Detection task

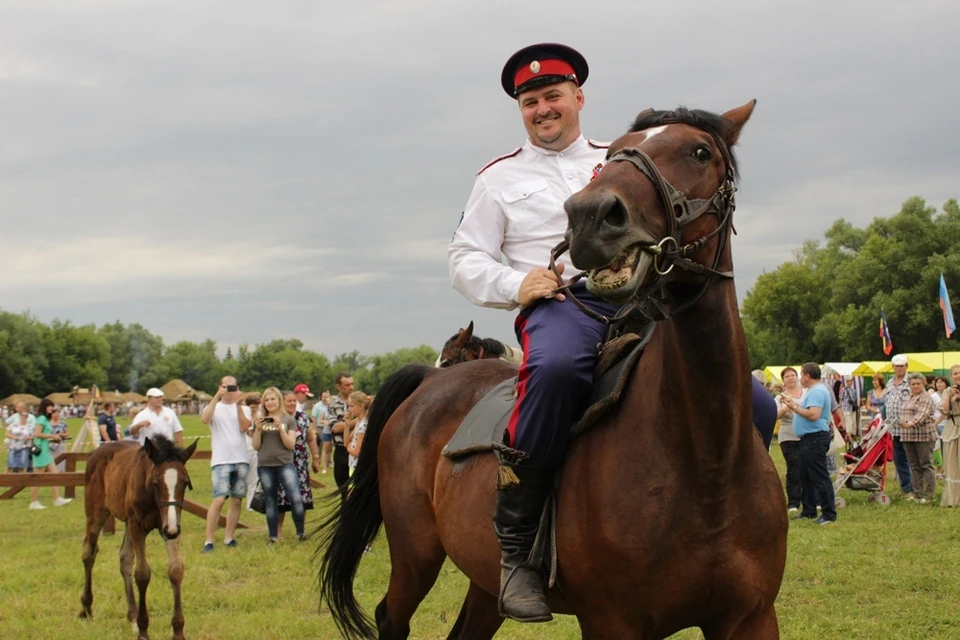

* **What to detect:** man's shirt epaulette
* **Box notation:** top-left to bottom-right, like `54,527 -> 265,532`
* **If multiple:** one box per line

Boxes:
587,139 -> 610,149
477,147 -> 522,175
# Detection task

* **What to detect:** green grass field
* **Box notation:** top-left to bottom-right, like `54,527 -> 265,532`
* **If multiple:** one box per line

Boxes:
2,416 -> 960,639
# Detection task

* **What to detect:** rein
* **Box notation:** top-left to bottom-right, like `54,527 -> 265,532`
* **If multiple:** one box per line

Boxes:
550,123 -> 738,329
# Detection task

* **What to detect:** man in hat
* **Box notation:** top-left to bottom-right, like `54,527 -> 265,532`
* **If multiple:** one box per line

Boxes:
448,42 -> 618,623
883,354 -> 914,496
130,388 -> 184,447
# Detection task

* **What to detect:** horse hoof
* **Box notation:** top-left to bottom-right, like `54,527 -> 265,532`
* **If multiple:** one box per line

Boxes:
78,609 -> 91,619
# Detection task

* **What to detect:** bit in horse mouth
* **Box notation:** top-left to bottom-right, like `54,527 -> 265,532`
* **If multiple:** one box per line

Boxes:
588,244 -> 642,290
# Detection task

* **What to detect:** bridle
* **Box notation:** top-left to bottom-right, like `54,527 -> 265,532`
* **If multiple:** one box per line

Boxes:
156,470 -> 193,510
551,120 -> 738,328
439,346 -> 470,368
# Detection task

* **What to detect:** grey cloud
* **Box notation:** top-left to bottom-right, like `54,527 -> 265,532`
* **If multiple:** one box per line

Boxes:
2,1 -> 958,356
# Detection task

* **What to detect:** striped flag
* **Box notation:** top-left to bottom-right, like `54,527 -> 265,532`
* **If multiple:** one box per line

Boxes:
940,273 -> 956,339
879,312 -> 893,356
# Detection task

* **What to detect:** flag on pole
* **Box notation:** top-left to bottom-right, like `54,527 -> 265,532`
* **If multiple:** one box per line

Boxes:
879,312 -> 894,356
940,273 -> 956,339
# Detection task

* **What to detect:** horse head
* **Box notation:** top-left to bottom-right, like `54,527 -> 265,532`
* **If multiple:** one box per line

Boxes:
143,436 -> 198,540
564,101 -> 755,306
439,321 -> 477,368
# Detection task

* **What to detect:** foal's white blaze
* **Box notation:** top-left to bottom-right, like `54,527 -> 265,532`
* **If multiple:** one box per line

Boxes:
163,468 -> 179,534
641,125 -> 668,142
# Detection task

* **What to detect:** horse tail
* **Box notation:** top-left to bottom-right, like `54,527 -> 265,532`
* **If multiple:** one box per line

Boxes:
316,363 -> 432,639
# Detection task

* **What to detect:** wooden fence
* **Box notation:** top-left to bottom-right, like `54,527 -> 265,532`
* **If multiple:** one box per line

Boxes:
0,450 -> 250,533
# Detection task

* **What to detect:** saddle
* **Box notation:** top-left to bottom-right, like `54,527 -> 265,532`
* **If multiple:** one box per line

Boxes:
441,321 -> 655,460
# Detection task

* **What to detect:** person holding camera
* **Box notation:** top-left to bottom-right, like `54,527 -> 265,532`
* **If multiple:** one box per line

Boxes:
250,386 -> 305,543
28,398 -> 72,510
274,392 -> 319,539
199,376 -> 252,553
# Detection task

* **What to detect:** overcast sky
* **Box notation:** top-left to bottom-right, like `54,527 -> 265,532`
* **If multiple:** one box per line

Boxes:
2,1 -> 958,358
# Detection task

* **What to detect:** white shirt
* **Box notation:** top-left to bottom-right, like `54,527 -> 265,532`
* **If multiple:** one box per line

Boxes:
208,401 -> 252,467
133,405 -> 184,445
448,135 -> 607,309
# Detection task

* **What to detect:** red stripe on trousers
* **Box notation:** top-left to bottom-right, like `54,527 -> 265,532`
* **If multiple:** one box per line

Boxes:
505,314 -> 532,448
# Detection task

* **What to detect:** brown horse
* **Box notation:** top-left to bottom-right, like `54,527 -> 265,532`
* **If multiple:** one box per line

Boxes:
437,321 -> 522,368
319,101 -> 787,639
80,435 -> 198,640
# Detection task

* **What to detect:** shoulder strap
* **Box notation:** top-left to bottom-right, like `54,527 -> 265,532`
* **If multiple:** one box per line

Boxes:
477,147 -> 522,175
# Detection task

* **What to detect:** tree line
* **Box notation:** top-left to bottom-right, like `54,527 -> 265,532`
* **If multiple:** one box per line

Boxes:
742,197 -> 960,368
0,313 -> 438,398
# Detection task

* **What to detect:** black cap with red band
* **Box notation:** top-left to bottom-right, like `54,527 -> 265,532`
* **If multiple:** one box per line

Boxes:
500,42 -> 589,98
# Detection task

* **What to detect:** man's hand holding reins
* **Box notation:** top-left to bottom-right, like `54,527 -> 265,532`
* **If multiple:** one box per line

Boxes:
518,263 -> 566,307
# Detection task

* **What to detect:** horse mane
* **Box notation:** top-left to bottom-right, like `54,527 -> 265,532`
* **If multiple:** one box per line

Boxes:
138,434 -> 184,464
478,337 -> 507,357
629,107 -> 740,178
444,332 -> 507,358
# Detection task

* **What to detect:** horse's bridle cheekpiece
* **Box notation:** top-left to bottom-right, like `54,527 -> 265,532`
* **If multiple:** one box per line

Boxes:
551,119 -> 738,329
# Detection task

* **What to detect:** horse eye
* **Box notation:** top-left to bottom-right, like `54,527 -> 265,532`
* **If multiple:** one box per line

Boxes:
693,146 -> 712,162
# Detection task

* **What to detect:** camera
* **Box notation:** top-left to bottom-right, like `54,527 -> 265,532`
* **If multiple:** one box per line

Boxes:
264,417 -> 275,423
226,384 -> 238,392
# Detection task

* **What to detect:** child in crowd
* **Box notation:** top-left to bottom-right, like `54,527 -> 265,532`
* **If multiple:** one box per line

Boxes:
345,392 -> 370,474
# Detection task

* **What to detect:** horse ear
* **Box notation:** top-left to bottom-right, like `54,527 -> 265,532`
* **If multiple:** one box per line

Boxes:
465,321 -> 474,340
720,99 -> 756,146
143,437 -> 161,463
180,438 -> 199,463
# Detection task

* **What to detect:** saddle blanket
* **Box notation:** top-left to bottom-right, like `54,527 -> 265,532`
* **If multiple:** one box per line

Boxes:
441,325 -> 653,459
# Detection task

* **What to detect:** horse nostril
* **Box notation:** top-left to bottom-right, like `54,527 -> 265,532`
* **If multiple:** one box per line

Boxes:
601,197 -> 628,232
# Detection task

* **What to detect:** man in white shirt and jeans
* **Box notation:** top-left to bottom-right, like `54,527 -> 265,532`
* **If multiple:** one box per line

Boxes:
131,388 -> 184,446
199,376 -> 252,552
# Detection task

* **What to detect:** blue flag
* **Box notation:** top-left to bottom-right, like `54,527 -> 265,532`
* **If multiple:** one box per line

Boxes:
940,274 -> 956,339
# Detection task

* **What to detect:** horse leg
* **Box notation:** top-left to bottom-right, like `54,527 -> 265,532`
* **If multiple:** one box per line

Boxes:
79,509 -> 110,619
446,581 -> 503,640
131,528 -> 152,640
702,605 -> 780,640
165,537 -> 186,640
119,529 -> 138,624
373,533 -> 446,640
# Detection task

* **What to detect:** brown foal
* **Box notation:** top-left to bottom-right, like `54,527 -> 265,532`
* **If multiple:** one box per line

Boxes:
80,435 -> 197,640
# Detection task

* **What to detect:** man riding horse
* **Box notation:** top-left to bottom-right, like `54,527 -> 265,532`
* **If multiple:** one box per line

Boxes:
448,43 -> 777,623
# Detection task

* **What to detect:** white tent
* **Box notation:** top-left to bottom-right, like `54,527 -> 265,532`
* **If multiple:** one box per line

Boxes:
823,362 -> 862,377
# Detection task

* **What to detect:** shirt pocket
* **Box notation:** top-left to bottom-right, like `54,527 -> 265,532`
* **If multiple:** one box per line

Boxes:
501,178 -> 554,234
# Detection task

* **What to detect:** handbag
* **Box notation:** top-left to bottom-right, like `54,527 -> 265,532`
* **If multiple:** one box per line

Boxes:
250,482 -> 266,514
30,444 -> 42,457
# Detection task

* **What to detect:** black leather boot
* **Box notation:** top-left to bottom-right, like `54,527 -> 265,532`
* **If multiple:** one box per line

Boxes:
493,461 -> 553,622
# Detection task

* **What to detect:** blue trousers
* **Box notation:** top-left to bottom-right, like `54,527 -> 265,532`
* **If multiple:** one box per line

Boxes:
799,431 -> 837,521
506,283 -> 620,468
892,435 -> 914,494
258,464 -> 304,539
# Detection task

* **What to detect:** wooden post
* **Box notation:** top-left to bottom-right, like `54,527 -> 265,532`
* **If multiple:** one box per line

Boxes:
64,453 -> 76,499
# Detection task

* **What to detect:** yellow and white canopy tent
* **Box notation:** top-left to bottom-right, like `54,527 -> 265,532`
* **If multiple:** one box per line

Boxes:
823,362 -> 862,377
904,352 -> 960,376
763,365 -> 803,383
852,361 -> 888,376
